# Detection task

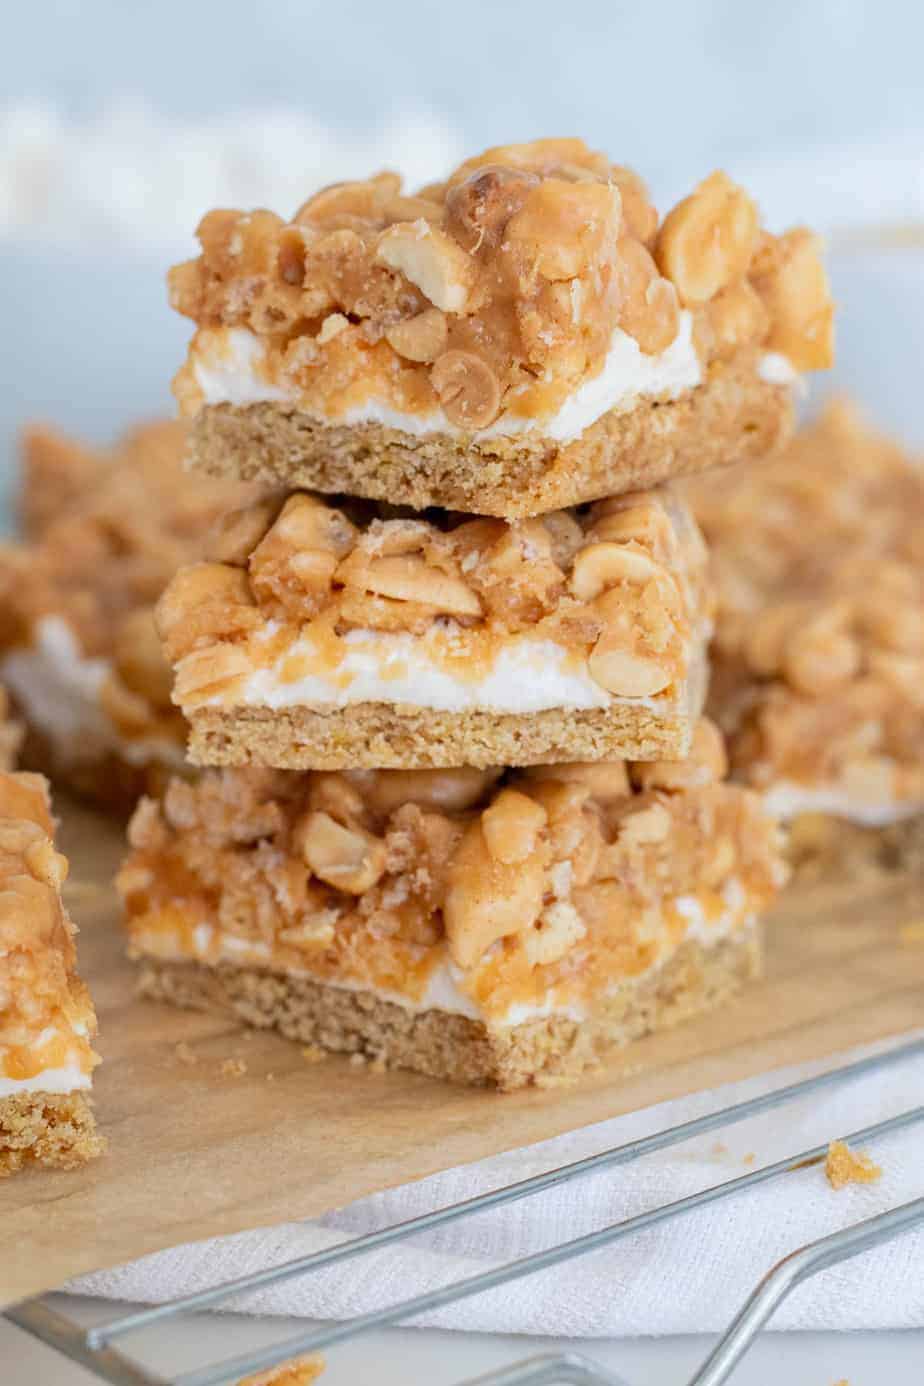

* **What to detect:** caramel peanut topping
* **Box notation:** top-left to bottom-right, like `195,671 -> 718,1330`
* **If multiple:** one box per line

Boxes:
156,487 -> 710,706
119,721 -> 784,1024
169,138 -> 832,427
0,420 -> 258,753
685,400 -> 924,803
0,771 -> 99,1077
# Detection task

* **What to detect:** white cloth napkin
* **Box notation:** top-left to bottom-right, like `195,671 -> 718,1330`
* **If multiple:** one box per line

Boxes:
71,1034 -> 924,1336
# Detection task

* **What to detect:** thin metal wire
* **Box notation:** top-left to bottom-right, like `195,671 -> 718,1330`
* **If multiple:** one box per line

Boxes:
166,1103 -> 924,1386
686,1196 -> 924,1386
88,1035 -> 924,1348
457,1353 -> 630,1385
6,1038 -> 922,1386
5,1298 -> 165,1386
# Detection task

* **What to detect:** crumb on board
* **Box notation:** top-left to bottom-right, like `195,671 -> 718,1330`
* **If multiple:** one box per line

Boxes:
266,1072 -> 276,1082
349,1052 -> 367,1068
236,1352 -> 325,1385
825,1139 -> 882,1190
301,1045 -> 324,1064
221,1057 -> 248,1079
900,920 -> 924,945
174,1042 -> 197,1066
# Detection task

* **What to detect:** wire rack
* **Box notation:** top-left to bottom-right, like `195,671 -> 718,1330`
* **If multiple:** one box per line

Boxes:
6,1035 -> 924,1386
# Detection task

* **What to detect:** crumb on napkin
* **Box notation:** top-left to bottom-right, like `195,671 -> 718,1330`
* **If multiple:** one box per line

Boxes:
825,1140 -> 882,1190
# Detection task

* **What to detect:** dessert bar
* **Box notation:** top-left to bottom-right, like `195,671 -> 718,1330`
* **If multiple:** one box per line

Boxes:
169,138 -> 832,518
119,720 -> 784,1090
686,400 -> 924,861
157,486 -> 711,768
0,771 -> 103,1175
0,420 -> 256,805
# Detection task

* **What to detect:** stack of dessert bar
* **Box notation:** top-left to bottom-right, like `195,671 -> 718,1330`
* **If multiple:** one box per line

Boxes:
119,139 -> 833,1088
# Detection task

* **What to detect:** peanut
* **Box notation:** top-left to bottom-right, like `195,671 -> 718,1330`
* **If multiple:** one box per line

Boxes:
655,171 -> 759,305
751,228 -> 834,371
376,221 -> 476,313
292,810 -> 386,894
336,551 -> 482,618
443,819 -> 545,969
385,307 -> 449,363
570,541 -> 662,600
481,788 -> 548,865
206,500 -> 280,567
632,719 -> 728,791
430,350 -> 502,429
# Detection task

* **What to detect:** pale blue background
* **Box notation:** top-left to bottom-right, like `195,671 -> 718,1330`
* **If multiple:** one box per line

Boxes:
5,0 -> 923,180
3,0 -> 924,489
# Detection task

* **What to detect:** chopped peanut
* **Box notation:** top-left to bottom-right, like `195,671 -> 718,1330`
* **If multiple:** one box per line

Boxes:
377,221 -> 476,313
444,818 -> 546,968
292,811 -> 386,894
481,788 -> 548,865
655,171 -> 759,306
430,350 -> 502,429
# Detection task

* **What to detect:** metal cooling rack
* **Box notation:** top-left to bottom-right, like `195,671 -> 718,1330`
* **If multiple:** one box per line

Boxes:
6,1035 -> 924,1385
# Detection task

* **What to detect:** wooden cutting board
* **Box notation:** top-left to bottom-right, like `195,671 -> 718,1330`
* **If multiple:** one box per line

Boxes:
1,799 -> 922,1307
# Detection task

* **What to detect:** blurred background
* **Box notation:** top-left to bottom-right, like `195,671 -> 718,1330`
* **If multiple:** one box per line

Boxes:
3,0 -> 924,496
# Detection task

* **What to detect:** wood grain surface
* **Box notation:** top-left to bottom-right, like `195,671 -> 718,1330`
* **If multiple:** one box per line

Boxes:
2,801 -> 922,1307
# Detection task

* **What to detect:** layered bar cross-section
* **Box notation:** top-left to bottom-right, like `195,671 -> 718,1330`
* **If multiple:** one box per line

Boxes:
0,421 -> 256,805
119,720 -> 784,1090
0,772 -> 103,1174
169,139 -> 833,518
157,486 -> 712,768
686,400 -> 924,863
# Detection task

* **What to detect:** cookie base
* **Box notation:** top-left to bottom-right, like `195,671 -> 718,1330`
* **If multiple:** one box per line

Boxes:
136,927 -> 761,1091
186,693 -> 702,771
0,1089 -> 104,1177
188,353 -> 793,519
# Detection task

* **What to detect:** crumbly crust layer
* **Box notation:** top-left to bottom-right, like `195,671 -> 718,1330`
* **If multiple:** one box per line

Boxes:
0,1090 -> 103,1177
189,352 -> 793,518
137,927 -> 761,1090
186,698 -> 699,770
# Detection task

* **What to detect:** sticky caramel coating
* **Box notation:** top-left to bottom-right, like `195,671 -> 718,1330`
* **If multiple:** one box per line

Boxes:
0,771 -> 99,1076
156,487 -> 710,710
119,720 -> 783,1025
685,400 -> 924,805
169,140 -> 832,428
0,420 -> 259,755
